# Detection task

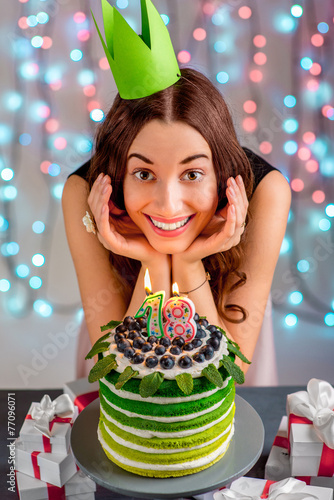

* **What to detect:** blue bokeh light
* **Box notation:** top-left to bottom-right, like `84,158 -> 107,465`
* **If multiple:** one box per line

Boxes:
280,237 -> 292,254
70,49 -> 83,62
325,204 -> 334,218
274,14 -> 297,33
319,218 -> 331,231
29,276 -> 43,289
52,184 -> 64,200
283,118 -> 299,134
283,140 -> 298,155
284,313 -> 298,327
317,22 -> 329,34
33,300 -> 53,317
3,91 -> 23,111
1,168 -> 14,181
283,95 -> 297,108
289,291 -> 303,305
77,69 -> 95,86
300,57 -> 313,70
90,109 -> 105,122
291,5 -> 303,17
320,157 -> 334,177
297,259 -> 310,273
19,133 -> 32,146
160,14 -> 169,25
32,221 -> 45,234
16,264 -> 30,278
216,71 -> 229,84
0,279 -> 11,292
324,313 -> 334,327
32,253 -> 45,267
0,124 -> 13,145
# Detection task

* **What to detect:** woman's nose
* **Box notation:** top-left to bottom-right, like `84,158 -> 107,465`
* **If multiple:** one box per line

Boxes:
154,182 -> 183,216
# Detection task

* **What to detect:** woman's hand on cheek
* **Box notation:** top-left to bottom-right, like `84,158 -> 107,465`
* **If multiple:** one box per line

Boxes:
87,174 -> 165,265
173,176 -> 248,264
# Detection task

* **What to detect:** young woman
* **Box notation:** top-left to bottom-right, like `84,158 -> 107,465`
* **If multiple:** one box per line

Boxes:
62,68 -> 291,383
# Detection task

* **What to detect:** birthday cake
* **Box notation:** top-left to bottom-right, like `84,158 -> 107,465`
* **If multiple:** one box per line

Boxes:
86,293 -> 248,478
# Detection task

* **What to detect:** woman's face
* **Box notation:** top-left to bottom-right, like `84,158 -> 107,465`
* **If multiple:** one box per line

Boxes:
123,120 -> 219,254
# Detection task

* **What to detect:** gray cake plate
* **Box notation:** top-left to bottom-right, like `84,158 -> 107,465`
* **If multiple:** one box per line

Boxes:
71,395 -> 264,499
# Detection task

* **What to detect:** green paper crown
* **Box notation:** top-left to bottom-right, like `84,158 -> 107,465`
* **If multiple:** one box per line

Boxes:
92,0 -> 181,100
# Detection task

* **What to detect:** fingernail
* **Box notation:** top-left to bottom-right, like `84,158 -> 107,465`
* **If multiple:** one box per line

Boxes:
230,177 -> 237,186
97,173 -> 103,181
236,175 -> 243,185
102,175 -> 108,184
230,204 -> 235,215
102,185 -> 109,194
229,186 -> 236,197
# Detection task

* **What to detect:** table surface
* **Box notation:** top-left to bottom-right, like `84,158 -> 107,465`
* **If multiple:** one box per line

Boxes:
0,385 -> 304,500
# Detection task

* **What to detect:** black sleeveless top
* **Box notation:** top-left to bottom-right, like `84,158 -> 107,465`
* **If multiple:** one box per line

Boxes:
69,147 -> 278,196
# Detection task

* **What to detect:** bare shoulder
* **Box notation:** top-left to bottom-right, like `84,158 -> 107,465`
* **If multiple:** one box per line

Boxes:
62,174 -> 89,212
251,169 -> 291,214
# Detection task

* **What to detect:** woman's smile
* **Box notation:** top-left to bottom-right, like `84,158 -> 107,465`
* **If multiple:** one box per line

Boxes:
123,120 -> 219,253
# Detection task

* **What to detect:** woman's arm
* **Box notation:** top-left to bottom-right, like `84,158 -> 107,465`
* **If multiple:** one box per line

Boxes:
62,175 -> 170,346
221,170 -> 291,370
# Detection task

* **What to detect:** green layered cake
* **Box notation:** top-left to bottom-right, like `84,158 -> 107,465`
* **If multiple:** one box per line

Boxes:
87,314 -> 248,478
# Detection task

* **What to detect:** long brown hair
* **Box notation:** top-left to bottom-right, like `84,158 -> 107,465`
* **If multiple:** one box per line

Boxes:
89,68 -> 253,323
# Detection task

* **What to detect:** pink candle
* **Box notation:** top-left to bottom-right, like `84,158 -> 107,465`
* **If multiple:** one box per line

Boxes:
163,283 -> 196,342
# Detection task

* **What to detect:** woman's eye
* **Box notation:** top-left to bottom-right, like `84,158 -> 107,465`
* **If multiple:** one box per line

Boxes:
134,170 -> 154,181
183,171 -> 202,181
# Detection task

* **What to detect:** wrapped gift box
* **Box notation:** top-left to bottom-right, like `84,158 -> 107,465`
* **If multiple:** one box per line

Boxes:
287,379 -> 334,478
63,378 -> 99,413
15,439 -> 77,487
19,398 -> 78,454
213,477 -> 333,500
265,416 -> 334,488
16,470 -> 96,500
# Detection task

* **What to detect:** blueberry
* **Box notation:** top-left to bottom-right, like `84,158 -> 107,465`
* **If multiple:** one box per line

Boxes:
123,316 -> 134,327
211,330 -> 223,340
183,342 -> 194,351
117,339 -> 131,353
129,320 -> 141,331
194,312 -> 200,322
133,337 -> 145,349
114,332 -> 126,343
132,353 -> 144,364
137,317 -> 147,329
172,336 -> 185,348
116,324 -> 128,333
124,347 -> 135,359
178,355 -> 192,368
170,346 -> 182,355
198,318 -> 209,328
193,352 -> 205,363
154,345 -> 166,356
148,335 -> 158,345
207,337 -> 220,351
195,328 -> 206,339
192,338 -> 203,348
128,329 -> 140,340
141,329 -> 148,337
142,342 -> 153,353
200,345 -> 215,360
159,337 -> 171,348
145,355 -> 159,368
160,355 -> 175,370
207,325 -> 217,333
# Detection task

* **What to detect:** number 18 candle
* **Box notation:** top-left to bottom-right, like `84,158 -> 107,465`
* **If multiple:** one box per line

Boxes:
163,282 -> 196,342
134,269 -> 165,338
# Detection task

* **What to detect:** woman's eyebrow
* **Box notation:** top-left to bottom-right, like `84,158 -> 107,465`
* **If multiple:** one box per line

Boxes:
127,153 -> 153,164
180,154 -> 210,164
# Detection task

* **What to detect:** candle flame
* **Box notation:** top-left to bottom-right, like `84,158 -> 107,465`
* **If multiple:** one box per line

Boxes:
144,268 -> 152,295
172,282 -> 179,296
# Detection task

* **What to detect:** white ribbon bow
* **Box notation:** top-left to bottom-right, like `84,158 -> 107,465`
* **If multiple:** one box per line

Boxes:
220,478 -> 318,500
287,378 -> 334,449
30,394 -> 75,438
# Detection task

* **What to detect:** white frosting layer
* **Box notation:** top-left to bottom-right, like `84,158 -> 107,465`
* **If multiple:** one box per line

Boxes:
100,376 -> 231,404
100,400 -> 235,438
101,391 -> 227,422
108,327 -> 229,379
101,419 -> 232,454
97,423 -> 234,471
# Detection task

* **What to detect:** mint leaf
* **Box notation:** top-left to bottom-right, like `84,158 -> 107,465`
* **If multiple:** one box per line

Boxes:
202,364 -> 224,388
88,354 -> 118,383
85,342 -> 110,360
100,320 -> 122,332
175,373 -> 193,395
227,342 -> 251,364
221,355 -> 245,385
115,366 -> 139,390
139,372 -> 164,398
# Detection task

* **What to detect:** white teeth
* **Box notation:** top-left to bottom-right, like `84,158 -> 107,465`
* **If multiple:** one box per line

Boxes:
149,216 -> 190,231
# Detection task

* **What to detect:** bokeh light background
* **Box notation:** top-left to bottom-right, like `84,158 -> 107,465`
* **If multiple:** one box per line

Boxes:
1,0 -> 333,388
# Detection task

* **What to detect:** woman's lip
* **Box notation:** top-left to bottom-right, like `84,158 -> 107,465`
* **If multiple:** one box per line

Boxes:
144,214 -> 195,237
144,214 -> 193,224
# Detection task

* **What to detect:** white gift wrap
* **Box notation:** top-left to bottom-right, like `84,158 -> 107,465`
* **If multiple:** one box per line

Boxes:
19,402 -> 78,454
15,439 -> 77,487
287,379 -> 334,477
63,378 -> 99,413
265,416 -> 291,481
16,470 -> 96,500
213,477 -> 333,500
